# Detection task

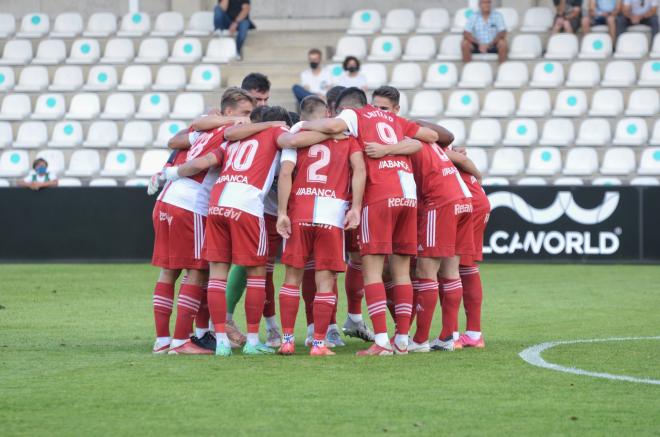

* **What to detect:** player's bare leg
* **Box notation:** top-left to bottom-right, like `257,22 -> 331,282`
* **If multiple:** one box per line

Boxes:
389,254 -> 414,354
168,269 -> 213,355
242,265 -> 274,354
411,257 -> 441,353
152,268 -> 181,353
343,251 -> 374,342
356,254 -> 393,356
310,269 -> 337,356
278,266 -> 305,355
431,256 -> 463,351
206,261 -> 232,356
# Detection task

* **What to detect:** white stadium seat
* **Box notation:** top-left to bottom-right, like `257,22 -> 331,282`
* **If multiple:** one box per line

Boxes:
0,94 -> 31,120
101,149 -> 136,176
579,33 -> 612,59
545,34 -> 579,59
417,8 -> 450,33
33,39 -> 67,65
51,12 -> 83,38
0,13 -> 16,38
84,121 -> 118,148
444,91 -> 479,117
527,147 -> 561,175
540,118 -> 575,146
66,150 -> 101,177
516,90 -> 551,117
118,12 -> 151,37
389,63 -> 422,89
503,119 -> 538,146
565,61 -> 600,87
626,89 -> 659,116
490,148 -> 524,175
169,38 -> 203,63
187,65 -> 221,91
118,121 -> 154,148
467,119 -> 502,147
521,7 -> 553,32
48,121 -> 83,148
84,66 -> 118,91
101,38 -> 135,64
651,120 -> 660,146
347,10 -> 381,35
436,35 -> 462,61
0,40 -> 33,65
66,93 -> 101,120
630,176 -> 659,186
402,36 -> 436,61
152,12 -> 184,37
135,38 -> 169,64
0,178 -> 12,187
125,178 -> 149,186
155,121 -> 185,148
517,177 -> 547,186
170,93 -> 204,119
31,94 -> 66,120
326,64 -> 344,85
203,38 -> 238,63
333,36 -> 367,61
101,93 -> 136,120
0,150 -> 30,177
136,150 -> 170,176
592,177 -> 622,186
89,178 -> 118,187
530,61 -> 564,87
553,90 -> 587,117
67,39 -> 101,64
458,62 -> 493,88
0,122 -> 12,148
423,62 -> 458,89
0,67 -> 15,92
136,93 -> 170,120
17,13 -> 49,38
185,11 -> 214,36
361,63 -> 388,89
382,9 -> 415,34
509,34 -> 542,59
408,91 -> 443,118
14,66 -> 49,92
36,149 -> 65,175
451,8 -> 474,33
117,65 -> 153,91
480,90 -> 515,117
466,147 -> 488,173
482,177 -> 510,186
651,34 -> 660,58
575,119 -> 611,146
638,148 -> 660,174
638,60 -> 660,86
601,61 -> 636,87
84,13 -> 117,37
494,61 -> 529,88
600,148 -> 635,175
497,8 -> 519,31
438,119 -> 465,145
589,89 -> 624,116
563,147 -> 599,175
368,36 -> 401,62
14,121 -> 47,148
614,32 -> 648,59
613,118 -> 648,146
554,177 -> 584,186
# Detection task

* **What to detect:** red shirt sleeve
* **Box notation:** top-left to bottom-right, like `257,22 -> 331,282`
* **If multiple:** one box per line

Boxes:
272,125 -> 289,149
399,116 -> 420,138
211,146 -> 225,167
348,137 -> 363,154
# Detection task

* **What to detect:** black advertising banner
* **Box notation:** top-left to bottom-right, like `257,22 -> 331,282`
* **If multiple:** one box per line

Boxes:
642,188 -> 660,261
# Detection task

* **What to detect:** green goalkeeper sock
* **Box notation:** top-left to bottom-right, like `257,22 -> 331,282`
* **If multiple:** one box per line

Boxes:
226,265 -> 247,318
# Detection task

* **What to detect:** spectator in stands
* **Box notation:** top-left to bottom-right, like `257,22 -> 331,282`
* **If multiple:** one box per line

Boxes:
338,56 -> 368,91
291,48 -> 332,108
582,0 -> 621,42
241,72 -> 271,106
214,0 -> 255,60
616,0 -> 659,37
552,0 -> 583,34
461,0 -> 508,63
18,158 -> 58,190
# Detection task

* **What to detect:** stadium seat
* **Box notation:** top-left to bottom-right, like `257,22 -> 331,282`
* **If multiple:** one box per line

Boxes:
423,62 -> 458,89
368,36 -> 402,62
347,10 -> 381,35
382,9 -> 415,34
326,63 -> 344,85
651,34 -> 660,58
494,61 -> 529,88
169,38 -> 203,63
0,40 -> 33,65
118,12 -> 151,37
17,13 -> 49,38
136,150 -> 170,176
489,148 -> 525,175
436,35 -> 462,61
361,63 -> 388,89
57,177 -> 82,186
565,61 -> 600,87
89,178 -> 119,187
408,91 -> 443,118
467,119 -> 502,146
444,91 -> 479,117
14,66 -> 49,92
553,90 -> 587,117
389,63 -> 422,89
0,67 -> 15,92
0,178 -> 10,187
36,149 -> 65,175
152,12 -> 184,37
626,89 -> 659,116
125,178 -> 149,186
563,147 -> 599,175
66,93 -> 101,120
530,61 -> 564,87
579,33 -> 612,59
83,121 -> 118,148
333,36 -> 367,61
136,93 -> 170,120
67,39 -> 101,64
417,8 -> 450,33
497,7 -> 519,31
592,177 -> 622,185
0,150 -> 29,177
437,119 -> 465,145
521,7 -> 553,32
83,12 -> 117,37
100,93 -> 136,120
600,147 -> 635,175
480,90 -> 515,117
651,120 -> 660,146
117,65 -> 153,91
517,177 -> 547,185
0,94 -> 31,120
481,177 -> 510,186
638,148 -> 660,174
33,39 -> 67,65
101,149 -> 136,176
155,121 -> 185,147
601,61 -> 636,87
135,38 -> 169,63
51,12 -> 83,38
613,118 -> 648,146
638,60 -> 660,86
614,32 -> 648,59
48,121 -> 83,148
545,34 -> 579,59
589,89 -> 624,116
0,122 -> 12,148
575,118 -> 611,146
516,90 -> 551,117
539,118 -> 575,146
185,11 -> 214,36
466,147 -> 488,172
118,121 -> 154,148
31,94 -> 66,120
101,38 -> 135,64
630,176 -> 659,185
458,62 -> 493,88
509,34 -> 542,59
527,147 -> 561,175
402,36 -> 436,61
554,176 -> 584,185
451,8 -> 474,33
502,119 -> 538,146
203,38 -> 238,63
0,13 -> 16,38
187,65 -> 221,91
14,121 -> 47,148
83,66 -> 118,91
170,93 -> 204,119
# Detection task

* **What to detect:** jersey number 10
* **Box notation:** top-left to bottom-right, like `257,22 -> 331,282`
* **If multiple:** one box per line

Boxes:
225,139 -> 259,171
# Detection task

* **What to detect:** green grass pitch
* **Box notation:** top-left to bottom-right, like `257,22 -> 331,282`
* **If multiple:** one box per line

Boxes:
1,263 -> 659,436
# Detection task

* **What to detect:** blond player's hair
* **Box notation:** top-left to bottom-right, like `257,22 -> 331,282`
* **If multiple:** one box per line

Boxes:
220,87 -> 255,114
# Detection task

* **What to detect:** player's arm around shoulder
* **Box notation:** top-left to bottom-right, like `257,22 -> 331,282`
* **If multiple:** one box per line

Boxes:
446,149 -> 482,184
166,151 -> 221,180
300,116 -> 349,135
168,129 -> 192,150
364,138 -> 422,159
346,151 -> 366,229
224,121 -> 285,141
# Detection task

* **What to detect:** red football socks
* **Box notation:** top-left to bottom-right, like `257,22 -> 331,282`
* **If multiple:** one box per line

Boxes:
460,265 -> 483,333
245,276 -> 266,334
279,283 -> 300,335
439,278 -> 463,340
313,292 -> 337,340
412,279 -> 438,344
364,282 -> 388,334
153,281 -> 174,338
345,261 -> 364,315
393,283 -> 413,336
207,278 -> 227,333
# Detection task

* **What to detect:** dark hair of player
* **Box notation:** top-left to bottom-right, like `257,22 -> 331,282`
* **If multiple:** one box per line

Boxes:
308,48 -> 322,57
289,111 -> 301,125
372,85 -> 400,106
336,87 -> 368,110
249,106 -> 269,123
299,95 -> 327,121
261,106 -> 293,127
221,87 -> 256,113
241,73 -> 271,93
342,55 -> 360,71
326,85 -> 346,116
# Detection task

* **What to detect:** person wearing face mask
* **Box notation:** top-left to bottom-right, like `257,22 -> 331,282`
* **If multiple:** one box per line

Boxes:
18,158 -> 58,190
292,48 -> 332,108
338,56 -> 368,91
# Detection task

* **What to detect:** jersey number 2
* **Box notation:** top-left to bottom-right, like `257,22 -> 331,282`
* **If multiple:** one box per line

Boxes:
307,144 -> 330,183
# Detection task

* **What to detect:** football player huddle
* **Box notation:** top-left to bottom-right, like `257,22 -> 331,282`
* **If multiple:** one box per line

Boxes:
148,72 -> 490,357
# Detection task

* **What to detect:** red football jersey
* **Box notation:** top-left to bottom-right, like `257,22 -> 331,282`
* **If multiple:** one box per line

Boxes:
410,142 -> 472,208
461,172 -> 490,216
281,136 -> 362,227
209,126 -> 287,217
337,105 -> 420,205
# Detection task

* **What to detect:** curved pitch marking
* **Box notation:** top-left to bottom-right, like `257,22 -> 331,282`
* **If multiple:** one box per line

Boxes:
519,336 -> 660,385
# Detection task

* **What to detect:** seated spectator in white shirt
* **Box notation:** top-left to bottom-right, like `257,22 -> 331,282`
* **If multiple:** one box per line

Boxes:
338,56 -> 368,91
18,158 -> 58,190
292,48 -> 332,107
616,0 -> 658,37
461,0 -> 508,63
582,0 -> 621,42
